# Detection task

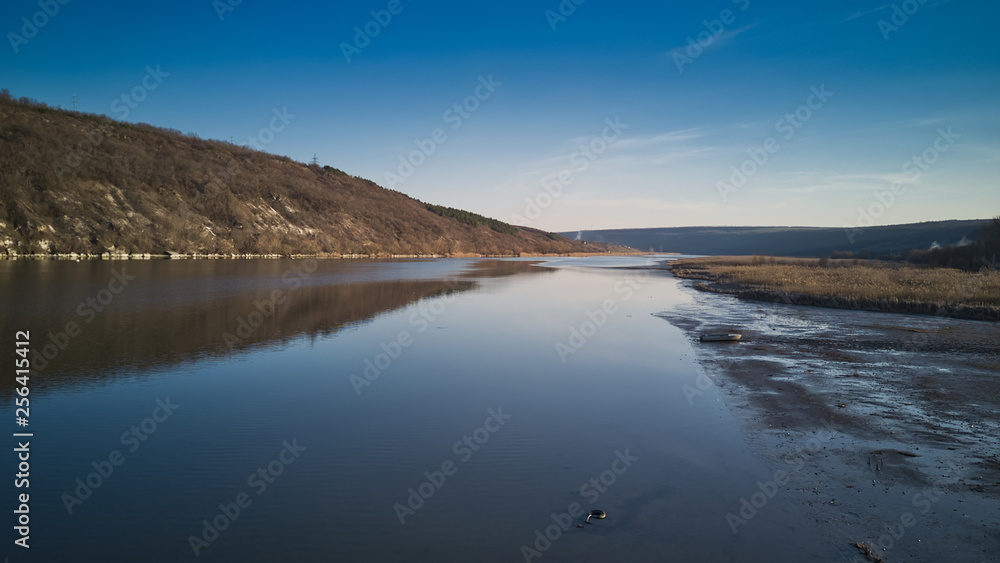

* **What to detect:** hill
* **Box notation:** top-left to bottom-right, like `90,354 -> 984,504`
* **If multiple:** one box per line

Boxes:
0,92 -> 626,258
562,221 -> 991,259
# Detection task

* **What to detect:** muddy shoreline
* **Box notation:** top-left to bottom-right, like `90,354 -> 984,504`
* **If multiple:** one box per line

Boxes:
660,271 -> 1000,562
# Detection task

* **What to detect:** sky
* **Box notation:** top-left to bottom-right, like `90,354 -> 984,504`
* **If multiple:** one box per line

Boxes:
2,0 -> 998,231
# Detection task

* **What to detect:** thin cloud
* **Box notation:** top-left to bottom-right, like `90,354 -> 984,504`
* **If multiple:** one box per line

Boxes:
840,4 -> 890,23
568,197 -> 711,212
650,147 -> 715,164
666,23 -> 758,57
900,116 -> 947,128
752,171 -> 921,194
965,144 -> 1000,163
614,128 -> 709,149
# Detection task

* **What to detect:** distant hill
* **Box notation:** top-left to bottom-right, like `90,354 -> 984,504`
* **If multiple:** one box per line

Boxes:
562,220 -> 991,258
0,92 -> 626,257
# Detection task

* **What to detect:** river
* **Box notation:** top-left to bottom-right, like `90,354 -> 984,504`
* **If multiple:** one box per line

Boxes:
1,256 -> 839,562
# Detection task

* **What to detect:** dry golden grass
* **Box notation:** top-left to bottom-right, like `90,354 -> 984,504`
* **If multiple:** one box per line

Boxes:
672,256 -> 1000,309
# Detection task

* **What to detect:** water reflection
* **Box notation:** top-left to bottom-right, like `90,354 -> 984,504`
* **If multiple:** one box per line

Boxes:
0,258 -> 551,392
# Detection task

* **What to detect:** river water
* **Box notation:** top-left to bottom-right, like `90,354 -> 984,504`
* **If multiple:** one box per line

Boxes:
1,256 -> 839,562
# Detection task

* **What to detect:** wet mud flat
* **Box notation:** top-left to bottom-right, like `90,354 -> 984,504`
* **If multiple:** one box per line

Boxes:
660,278 -> 1000,562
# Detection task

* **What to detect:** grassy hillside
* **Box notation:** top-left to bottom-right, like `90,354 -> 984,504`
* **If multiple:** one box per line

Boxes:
565,221 -> 991,259
0,92 -> 628,258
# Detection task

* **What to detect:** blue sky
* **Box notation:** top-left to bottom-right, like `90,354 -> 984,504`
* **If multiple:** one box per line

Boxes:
2,0 -> 998,231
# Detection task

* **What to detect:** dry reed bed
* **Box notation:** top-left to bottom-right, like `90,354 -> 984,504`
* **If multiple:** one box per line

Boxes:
670,257 -> 1000,320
